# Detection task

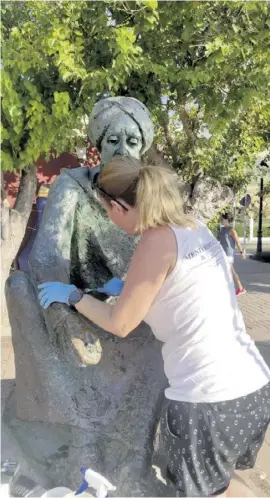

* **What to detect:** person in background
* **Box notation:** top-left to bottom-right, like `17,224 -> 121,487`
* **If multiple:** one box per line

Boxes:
219,212 -> 246,296
38,157 -> 270,498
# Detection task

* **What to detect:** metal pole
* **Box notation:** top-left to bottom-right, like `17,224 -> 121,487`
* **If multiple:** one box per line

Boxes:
249,217 -> 254,242
243,194 -> 247,253
256,177 -> 264,254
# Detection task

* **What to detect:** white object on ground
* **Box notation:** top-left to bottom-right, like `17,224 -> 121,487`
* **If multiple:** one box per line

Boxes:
0,483 -> 10,498
41,487 -> 74,497
79,468 -> 116,498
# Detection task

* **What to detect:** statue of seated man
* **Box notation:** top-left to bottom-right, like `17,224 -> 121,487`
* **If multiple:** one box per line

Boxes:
5,97 -> 167,495
32,96 -> 154,365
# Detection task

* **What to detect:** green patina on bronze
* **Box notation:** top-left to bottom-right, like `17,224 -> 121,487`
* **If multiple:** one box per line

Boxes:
5,97 -> 168,496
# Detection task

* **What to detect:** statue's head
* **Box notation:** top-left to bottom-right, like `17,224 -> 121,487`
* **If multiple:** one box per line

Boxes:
88,97 -> 154,166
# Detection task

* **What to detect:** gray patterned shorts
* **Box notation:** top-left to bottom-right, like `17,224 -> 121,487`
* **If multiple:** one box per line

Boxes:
160,382 -> 270,496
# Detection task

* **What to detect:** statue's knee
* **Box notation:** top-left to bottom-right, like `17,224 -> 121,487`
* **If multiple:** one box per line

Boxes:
5,270 -> 38,308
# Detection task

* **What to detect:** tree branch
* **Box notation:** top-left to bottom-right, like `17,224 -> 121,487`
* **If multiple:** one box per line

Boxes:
160,111 -> 183,169
179,107 -> 197,144
1,171 -> 9,207
14,164 -> 37,217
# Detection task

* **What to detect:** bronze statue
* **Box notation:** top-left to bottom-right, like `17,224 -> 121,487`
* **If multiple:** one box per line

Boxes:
5,97 -> 167,495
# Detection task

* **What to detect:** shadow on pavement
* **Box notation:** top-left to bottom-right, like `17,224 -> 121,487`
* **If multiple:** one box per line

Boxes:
245,281 -> 270,294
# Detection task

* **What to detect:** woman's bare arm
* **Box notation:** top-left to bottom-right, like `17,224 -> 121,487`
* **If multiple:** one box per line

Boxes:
75,225 -> 177,337
229,228 -> 245,258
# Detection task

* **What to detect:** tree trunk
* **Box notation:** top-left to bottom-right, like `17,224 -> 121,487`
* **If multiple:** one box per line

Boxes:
1,165 -> 37,334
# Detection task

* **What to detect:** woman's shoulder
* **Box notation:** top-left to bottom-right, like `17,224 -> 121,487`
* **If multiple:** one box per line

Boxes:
141,225 -> 176,246
137,226 -> 177,263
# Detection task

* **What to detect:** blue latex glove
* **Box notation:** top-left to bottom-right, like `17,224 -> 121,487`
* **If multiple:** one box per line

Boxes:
38,282 -> 77,309
96,278 -> 124,296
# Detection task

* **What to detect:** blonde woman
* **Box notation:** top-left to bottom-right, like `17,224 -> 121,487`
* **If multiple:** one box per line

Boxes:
39,157 -> 270,497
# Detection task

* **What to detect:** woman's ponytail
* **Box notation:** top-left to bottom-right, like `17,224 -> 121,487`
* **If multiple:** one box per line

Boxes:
136,166 -> 196,232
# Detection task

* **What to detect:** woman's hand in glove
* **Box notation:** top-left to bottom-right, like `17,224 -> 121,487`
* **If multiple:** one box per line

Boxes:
96,278 -> 124,296
38,282 -> 77,309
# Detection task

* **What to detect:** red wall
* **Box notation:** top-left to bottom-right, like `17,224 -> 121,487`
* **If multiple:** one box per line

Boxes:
4,152 -> 79,208
4,148 -> 100,266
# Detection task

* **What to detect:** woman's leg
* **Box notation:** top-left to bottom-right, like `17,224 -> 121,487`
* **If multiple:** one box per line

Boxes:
231,264 -> 244,291
226,472 -> 255,497
214,472 -> 255,497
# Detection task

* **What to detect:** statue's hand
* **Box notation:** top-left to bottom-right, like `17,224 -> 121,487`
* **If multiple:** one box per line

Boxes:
38,282 -> 77,308
96,277 -> 124,296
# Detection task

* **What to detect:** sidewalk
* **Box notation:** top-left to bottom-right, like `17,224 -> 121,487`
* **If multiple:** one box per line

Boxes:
232,254 -> 270,496
235,255 -> 270,342
1,255 -> 270,495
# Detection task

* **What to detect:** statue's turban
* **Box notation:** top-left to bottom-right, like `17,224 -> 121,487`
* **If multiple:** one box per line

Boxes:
88,97 -> 154,154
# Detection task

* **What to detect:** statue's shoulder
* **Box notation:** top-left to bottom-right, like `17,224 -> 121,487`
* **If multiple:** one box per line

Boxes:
60,166 -> 89,182
55,167 -> 93,196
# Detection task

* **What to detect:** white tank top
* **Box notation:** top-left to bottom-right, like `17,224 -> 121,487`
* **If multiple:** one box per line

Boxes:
144,222 -> 270,403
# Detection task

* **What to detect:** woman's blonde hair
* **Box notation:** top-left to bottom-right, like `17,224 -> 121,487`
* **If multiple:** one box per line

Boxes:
98,156 -> 196,232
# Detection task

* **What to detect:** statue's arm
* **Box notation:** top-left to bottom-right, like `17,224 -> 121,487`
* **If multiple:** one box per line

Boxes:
29,173 -> 101,366
29,172 -> 79,283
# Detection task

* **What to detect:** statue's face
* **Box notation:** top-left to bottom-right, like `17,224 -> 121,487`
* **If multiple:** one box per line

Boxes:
100,114 -> 143,165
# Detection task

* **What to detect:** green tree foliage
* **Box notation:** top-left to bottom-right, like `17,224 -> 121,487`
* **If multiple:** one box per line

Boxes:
1,0 -> 269,191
